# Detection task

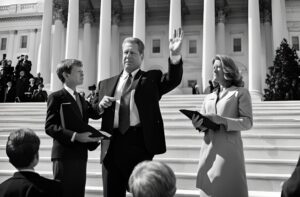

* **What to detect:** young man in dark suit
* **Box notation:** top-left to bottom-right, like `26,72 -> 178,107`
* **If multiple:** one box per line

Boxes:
45,59 -> 102,197
0,128 -> 62,197
93,28 -> 183,197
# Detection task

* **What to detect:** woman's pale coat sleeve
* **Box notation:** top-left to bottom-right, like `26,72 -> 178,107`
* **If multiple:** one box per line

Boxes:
224,88 -> 253,131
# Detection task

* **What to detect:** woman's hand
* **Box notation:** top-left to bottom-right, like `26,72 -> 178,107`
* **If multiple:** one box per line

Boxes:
192,114 -> 207,132
205,113 -> 227,127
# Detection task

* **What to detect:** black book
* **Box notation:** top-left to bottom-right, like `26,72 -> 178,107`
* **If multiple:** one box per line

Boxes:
60,103 -> 110,151
179,109 -> 220,131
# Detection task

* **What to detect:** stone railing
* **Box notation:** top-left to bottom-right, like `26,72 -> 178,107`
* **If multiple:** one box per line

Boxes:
0,2 -> 42,16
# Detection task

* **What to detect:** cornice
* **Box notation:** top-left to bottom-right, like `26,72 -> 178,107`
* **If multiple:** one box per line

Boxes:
0,14 -> 42,22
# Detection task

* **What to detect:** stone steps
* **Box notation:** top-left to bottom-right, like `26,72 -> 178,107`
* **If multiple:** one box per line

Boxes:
0,157 -> 296,175
0,97 -> 299,196
2,132 -> 300,147
1,144 -> 299,160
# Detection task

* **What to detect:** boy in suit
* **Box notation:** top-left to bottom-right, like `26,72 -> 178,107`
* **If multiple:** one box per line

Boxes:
45,59 -> 101,197
0,128 -> 62,197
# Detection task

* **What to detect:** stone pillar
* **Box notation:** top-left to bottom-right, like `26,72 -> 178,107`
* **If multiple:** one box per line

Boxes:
264,9 -> 273,68
133,0 -> 145,44
169,0 -> 181,39
28,29 -> 37,74
65,0 -> 79,59
272,0 -> 284,51
12,31 -> 19,67
111,13 -> 120,76
82,11 -> 96,92
261,8 -> 273,90
281,0 -> 288,40
248,0 -> 262,99
7,30 -> 16,61
36,0 -> 53,84
202,0 -> 215,92
97,0 -> 111,81
216,8 -> 226,54
50,7 -> 64,91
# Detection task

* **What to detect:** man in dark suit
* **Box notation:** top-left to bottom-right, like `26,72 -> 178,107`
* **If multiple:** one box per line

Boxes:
281,156 -> 300,197
45,59 -> 102,197
0,128 -> 62,197
4,81 -> 16,102
15,70 -> 29,102
93,28 -> 183,197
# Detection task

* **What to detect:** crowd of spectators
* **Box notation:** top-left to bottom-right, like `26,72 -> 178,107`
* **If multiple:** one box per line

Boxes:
0,54 -> 47,103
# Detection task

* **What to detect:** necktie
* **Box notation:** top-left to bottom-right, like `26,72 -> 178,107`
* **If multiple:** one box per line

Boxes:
74,91 -> 83,116
119,73 -> 132,134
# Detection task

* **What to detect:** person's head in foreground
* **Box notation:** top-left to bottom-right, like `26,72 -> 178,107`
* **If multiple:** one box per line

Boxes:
129,160 -> 176,197
6,128 -> 40,170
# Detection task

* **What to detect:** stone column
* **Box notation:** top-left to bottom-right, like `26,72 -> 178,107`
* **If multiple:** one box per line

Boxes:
169,0 -> 181,39
133,0 -> 145,44
36,0 -> 53,84
12,31 -> 19,67
272,0 -> 284,51
202,0 -> 215,92
261,8 -> 273,90
65,0 -> 79,59
281,0 -> 288,40
111,12 -> 120,76
264,9 -> 273,68
248,0 -> 262,99
28,29 -> 37,74
216,8 -> 226,54
7,30 -> 16,61
97,0 -> 111,81
82,11 -> 96,92
50,7 -> 64,91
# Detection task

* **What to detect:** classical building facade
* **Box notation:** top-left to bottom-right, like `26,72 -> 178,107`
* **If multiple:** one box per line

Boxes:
0,0 -> 300,97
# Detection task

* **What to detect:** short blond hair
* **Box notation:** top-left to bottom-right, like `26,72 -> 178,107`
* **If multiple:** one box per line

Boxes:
129,161 -> 176,197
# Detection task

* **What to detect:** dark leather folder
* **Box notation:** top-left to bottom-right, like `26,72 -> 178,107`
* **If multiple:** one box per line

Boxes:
179,109 -> 220,131
60,103 -> 109,151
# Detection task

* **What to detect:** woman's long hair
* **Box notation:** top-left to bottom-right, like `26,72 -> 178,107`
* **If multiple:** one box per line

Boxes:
213,55 -> 244,88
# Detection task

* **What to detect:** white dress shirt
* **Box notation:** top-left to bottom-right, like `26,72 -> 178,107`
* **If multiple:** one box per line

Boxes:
114,69 -> 140,128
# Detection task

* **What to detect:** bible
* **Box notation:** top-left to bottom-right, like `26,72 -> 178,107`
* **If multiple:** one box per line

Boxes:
60,103 -> 110,151
179,109 -> 220,131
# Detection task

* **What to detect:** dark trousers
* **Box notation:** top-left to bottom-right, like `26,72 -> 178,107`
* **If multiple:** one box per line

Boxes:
53,159 -> 87,197
103,127 -> 153,197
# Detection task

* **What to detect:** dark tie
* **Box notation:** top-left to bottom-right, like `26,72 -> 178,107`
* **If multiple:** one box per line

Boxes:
74,91 -> 83,116
119,73 -> 132,134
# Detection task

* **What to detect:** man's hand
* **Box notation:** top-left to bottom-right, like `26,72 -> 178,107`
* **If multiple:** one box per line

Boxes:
75,132 -> 102,143
99,96 -> 116,110
169,28 -> 184,56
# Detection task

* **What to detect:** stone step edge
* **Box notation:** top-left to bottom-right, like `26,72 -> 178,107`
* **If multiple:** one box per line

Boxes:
1,145 -> 300,151
2,133 -> 300,139
0,170 -> 291,180
86,186 -> 281,197
0,157 -> 298,166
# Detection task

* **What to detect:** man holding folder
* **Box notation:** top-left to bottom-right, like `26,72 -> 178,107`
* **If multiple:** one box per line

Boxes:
45,59 -> 102,197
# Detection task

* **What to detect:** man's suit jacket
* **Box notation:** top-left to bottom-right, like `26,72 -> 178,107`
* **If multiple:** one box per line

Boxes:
94,58 -> 183,158
45,88 -> 100,161
0,171 -> 62,197
281,156 -> 300,197
4,86 -> 16,102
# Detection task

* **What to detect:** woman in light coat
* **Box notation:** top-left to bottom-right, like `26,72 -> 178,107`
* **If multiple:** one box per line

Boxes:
192,55 -> 253,197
